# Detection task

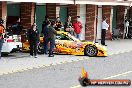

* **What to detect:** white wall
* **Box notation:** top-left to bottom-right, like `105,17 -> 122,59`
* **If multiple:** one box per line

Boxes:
80,4 -> 86,40
97,5 -> 102,39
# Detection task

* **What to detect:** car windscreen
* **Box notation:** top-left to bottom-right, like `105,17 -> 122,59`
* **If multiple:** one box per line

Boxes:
67,33 -> 80,42
56,33 -> 73,41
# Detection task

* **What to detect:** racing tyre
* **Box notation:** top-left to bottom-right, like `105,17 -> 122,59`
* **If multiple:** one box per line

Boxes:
84,45 -> 98,57
37,43 -> 44,54
1,52 -> 9,56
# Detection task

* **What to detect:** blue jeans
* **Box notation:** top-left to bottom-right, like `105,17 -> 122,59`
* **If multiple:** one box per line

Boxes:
0,39 -> 3,58
75,33 -> 80,39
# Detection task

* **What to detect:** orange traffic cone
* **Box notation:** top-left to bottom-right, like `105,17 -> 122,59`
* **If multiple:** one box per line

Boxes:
81,67 -> 89,78
81,67 -> 85,77
85,72 -> 88,78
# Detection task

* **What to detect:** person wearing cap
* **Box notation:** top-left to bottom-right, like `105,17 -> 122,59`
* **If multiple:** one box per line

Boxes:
101,17 -> 109,46
55,17 -> 63,31
0,19 -> 5,59
64,16 -> 74,35
73,16 -> 83,39
28,23 -> 39,58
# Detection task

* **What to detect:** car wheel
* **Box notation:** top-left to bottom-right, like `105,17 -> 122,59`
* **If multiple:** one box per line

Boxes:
84,45 -> 98,57
37,43 -> 44,54
1,53 -> 9,56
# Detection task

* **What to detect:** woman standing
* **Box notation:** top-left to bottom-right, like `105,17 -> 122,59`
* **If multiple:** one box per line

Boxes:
55,17 -> 63,31
28,23 -> 39,58
64,16 -> 74,35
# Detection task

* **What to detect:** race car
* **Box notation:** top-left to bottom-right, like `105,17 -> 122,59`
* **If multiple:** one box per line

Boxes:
1,35 -> 22,55
22,31 -> 107,57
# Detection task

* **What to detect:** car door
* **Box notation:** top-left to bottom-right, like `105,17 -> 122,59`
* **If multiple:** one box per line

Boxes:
55,33 -> 77,54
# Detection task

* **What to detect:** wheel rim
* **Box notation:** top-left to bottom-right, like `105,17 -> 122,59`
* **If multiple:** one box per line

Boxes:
86,46 -> 96,56
38,44 -> 44,52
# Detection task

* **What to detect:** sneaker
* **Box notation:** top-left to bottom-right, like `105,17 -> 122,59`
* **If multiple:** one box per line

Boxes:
34,56 -> 38,58
102,44 -> 107,46
30,55 -> 33,58
44,53 -> 48,55
48,54 -> 54,57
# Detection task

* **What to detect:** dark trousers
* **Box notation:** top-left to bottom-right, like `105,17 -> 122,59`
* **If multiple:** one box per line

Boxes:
0,39 -> 3,58
101,29 -> 106,45
30,41 -> 37,56
44,38 -> 48,54
44,38 -> 55,55
49,38 -> 55,55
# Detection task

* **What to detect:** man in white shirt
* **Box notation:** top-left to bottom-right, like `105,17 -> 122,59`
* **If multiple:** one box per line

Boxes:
124,20 -> 129,38
101,17 -> 109,46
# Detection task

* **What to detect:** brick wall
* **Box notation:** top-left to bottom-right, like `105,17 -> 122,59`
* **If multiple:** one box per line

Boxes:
68,5 -> 79,22
0,2 -> 7,28
0,2 -> 2,19
102,6 -> 112,40
46,4 -> 56,20
116,6 -> 125,38
85,5 -> 97,41
20,2 -> 35,29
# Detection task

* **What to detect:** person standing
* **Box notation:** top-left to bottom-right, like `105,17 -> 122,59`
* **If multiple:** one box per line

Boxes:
28,23 -> 39,58
64,16 -> 74,35
124,17 -> 129,39
42,15 -> 50,32
73,16 -> 82,39
55,17 -> 63,31
0,19 -> 5,59
41,16 -> 50,54
101,17 -> 109,46
48,20 -> 57,57
42,21 -> 51,54
12,18 -> 23,35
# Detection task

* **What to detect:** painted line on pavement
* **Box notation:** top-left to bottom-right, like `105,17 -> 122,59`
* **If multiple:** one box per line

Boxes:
0,50 -> 132,76
70,70 -> 132,88
70,85 -> 81,88
108,50 -> 132,56
0,57 -> 88,76
104,70 -> 132,79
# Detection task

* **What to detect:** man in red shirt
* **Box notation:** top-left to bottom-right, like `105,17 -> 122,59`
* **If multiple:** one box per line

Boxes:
73,16 -> 82,39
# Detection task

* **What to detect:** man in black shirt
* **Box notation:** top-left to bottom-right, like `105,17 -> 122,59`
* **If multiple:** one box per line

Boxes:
42,21 -> 51,54
42,15 -> 50,33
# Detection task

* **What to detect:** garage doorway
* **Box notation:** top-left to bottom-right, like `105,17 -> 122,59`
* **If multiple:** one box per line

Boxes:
36,5 -> 46,33
7,3 -> 20,27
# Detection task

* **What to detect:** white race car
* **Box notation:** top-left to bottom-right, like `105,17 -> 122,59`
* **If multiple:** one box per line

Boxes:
1,35 -> 22,55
